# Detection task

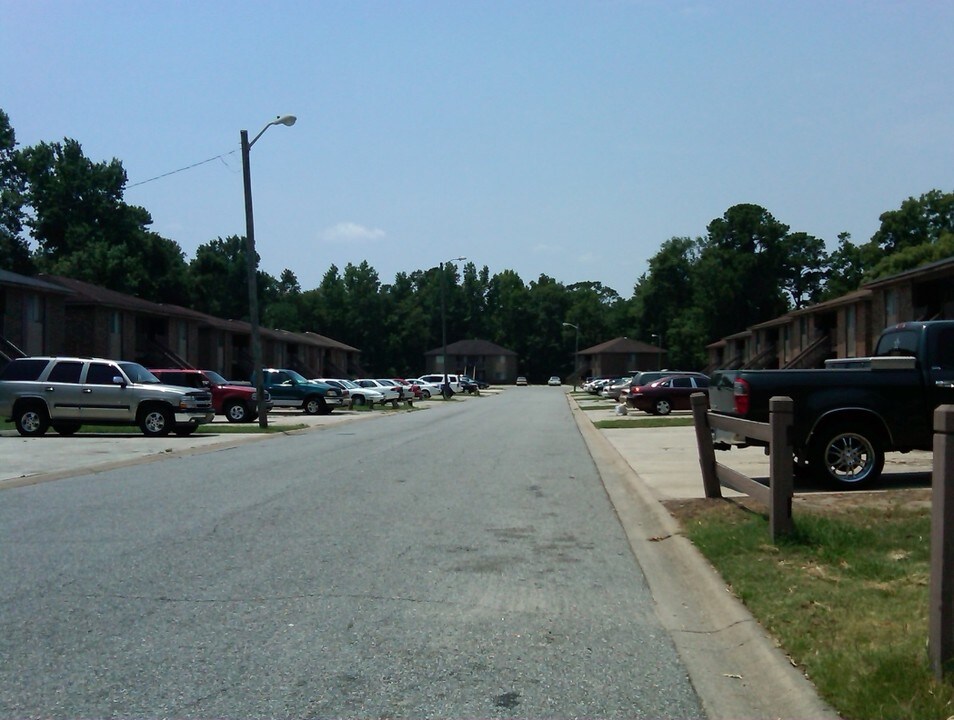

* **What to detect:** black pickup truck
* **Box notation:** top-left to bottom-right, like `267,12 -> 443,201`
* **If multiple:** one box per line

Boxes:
709,320 -> 954,488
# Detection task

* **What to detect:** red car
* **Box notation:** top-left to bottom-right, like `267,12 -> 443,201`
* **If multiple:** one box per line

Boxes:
150,368 -> 272,423
626,373 -> 710,415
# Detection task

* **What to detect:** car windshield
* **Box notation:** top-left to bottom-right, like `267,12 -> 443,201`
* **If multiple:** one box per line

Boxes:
203,370 -> 229,384
118,362 -> 160,384
283,369 -> 309,383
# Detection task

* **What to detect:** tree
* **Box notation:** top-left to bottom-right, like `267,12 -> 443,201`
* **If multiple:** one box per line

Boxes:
871,189 -> 954,253
189,236 -> 260,321
631,237 -> 699,342
262,269 -> 304,331
19,137 -> 189,302
780,232 -> 828,309
0,109 -> 32,274
694,204 -> 791,341
821,232 -> 869,300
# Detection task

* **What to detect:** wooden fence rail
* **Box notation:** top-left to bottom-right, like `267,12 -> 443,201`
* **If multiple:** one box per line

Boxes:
931,404 -> 954,680
690,392 -> 794,541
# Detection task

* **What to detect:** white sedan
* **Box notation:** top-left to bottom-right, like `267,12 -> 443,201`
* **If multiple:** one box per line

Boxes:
315,378 -> 384,408
353,378 -> 403,405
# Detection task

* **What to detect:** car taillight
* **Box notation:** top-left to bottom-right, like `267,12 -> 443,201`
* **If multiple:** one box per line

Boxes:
733,378 -> 750,416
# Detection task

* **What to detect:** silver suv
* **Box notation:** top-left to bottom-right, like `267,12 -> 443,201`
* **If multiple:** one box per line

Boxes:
0,357 -> 215,437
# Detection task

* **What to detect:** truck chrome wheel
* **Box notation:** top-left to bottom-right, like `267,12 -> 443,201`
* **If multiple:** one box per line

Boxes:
810,426 -> 885,488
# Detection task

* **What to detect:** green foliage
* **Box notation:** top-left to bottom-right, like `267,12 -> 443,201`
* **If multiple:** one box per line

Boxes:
872,189 -> 954,253
189,235 -> 258,321
681,501 -> 947,720
18,136 -> 189,302
0,109 -> 32,274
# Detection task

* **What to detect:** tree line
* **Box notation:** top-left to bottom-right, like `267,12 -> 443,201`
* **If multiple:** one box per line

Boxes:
2,108 -> 952,379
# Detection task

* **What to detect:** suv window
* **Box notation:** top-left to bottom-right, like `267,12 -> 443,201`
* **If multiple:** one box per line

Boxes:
48,360 -> 83,383
0,358 -> 49,381
86,362 -> 119,385
156,371 -> 203,388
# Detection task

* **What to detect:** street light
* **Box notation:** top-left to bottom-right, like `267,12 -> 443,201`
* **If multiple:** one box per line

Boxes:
242,114 -> 296,428
562,322 -> 579,389
440,256 -> 466,399
651,332 -> 664,371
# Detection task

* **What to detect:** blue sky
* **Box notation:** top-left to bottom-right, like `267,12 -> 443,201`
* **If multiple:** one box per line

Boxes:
3,0 -> 952,297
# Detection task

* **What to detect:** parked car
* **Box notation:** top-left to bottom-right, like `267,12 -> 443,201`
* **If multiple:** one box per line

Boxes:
316,378 -> 382,407
515,376 -> 528,386
584,377 -> 614,394
619,371 -> 706,407
353,379 -> 403,406
415,374 -> 464,394
0,356 -> 214,437
458,377 -> 480,394
548,376 -> 561,386
460,374 -> 489,390
408,379 -> 442,399
376,378 -> 414,404
150,368 -> 272,423
256,368 -> 346,415
391,378 -> 422,399
601,376 -> 636,400
626,373 -> 711,415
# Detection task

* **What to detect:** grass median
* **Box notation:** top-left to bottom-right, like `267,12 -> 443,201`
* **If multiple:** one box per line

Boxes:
665,494 -> 946,719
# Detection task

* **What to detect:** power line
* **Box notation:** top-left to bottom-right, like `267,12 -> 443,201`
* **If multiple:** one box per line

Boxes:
126,149 -> 238,189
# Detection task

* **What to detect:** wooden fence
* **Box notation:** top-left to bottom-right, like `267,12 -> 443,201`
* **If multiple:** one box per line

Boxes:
691,395 -> 954,679
690,392 -> 794,541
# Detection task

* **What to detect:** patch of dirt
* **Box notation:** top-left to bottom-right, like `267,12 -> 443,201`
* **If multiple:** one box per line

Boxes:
664,488 -> 933,526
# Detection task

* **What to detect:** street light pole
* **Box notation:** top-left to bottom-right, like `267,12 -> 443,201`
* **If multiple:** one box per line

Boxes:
241,115 -> 296,428
440,256 -> 466,399
651,332 -> 664,371
562,322 -> 579,389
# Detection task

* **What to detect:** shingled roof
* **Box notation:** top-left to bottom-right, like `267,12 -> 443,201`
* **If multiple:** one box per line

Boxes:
579,337 -> 660,355
424,338 -> 517,356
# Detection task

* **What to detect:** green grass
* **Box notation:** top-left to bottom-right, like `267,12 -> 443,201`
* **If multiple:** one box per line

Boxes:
670,498 -> 949,720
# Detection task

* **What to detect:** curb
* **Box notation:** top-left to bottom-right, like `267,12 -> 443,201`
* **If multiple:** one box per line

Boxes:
568,396 -> 841,720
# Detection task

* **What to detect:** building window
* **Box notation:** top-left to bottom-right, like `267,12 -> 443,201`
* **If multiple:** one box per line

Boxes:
884,289 -> 898,326
845,306 -> 857,357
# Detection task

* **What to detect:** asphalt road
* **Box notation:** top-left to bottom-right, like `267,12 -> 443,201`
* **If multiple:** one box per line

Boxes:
0,389 -> 706,718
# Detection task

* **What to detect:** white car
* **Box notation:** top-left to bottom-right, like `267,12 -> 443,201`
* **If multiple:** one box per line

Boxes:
408,379 -> 442,399
414,374 -> 464,394
353,378 -> 403,406
548,376 -> 561,386
314,378 -> 382,408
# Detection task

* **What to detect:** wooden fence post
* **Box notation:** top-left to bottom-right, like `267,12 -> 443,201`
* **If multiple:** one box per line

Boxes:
691,392 -> 722,498
768,396 -> 794,540
930,405 -> 954,680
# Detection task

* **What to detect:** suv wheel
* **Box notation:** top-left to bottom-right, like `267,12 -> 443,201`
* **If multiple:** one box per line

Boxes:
15,402 -> 50,437
224,399 -> 251,423
139,405 -> 173,436
52,422 -> 81,436
304,396 -> 329,415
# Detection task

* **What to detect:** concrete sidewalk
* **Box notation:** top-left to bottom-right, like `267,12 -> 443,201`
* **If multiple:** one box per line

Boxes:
0,407 -> 392,487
